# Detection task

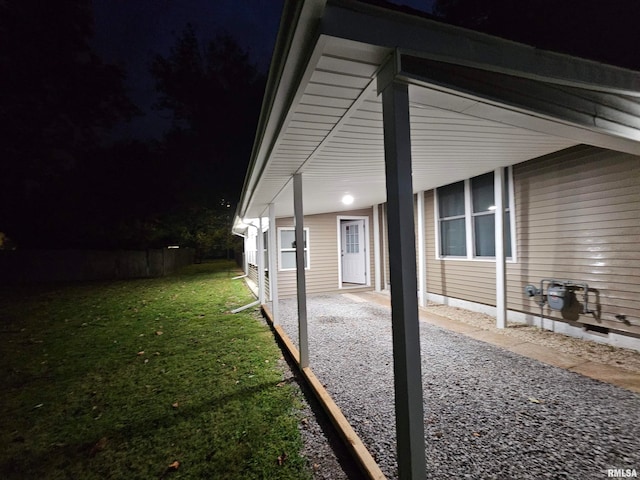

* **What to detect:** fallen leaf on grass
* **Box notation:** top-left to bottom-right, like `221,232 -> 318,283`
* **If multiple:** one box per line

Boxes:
277,452 -> 287,465
276,381 -> 286,387
172,402 -> 179,409
137,351 -> 145,356
89,437 -> 107,457
156,331 -> 163,336
167,461 -> 180,470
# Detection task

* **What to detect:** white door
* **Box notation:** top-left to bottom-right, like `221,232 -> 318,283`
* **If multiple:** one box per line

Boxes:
341,219 -> 366,284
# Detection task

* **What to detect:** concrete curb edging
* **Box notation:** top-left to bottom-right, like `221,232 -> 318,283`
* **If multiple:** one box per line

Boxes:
261,304 -> 387,480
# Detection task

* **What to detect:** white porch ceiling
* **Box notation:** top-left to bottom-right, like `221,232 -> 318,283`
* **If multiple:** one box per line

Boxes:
245,38 -> 576,219
237,0 -> 640,223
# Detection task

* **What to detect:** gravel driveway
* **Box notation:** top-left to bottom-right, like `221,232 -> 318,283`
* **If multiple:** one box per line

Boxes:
275,294 -> 640,480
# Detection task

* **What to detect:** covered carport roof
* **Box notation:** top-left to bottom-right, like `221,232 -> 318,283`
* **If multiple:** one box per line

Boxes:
233,0 -> 640,230
232,2 -> 640,477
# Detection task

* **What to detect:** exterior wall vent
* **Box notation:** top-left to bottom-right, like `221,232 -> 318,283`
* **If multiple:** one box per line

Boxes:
584,324 -> 609,336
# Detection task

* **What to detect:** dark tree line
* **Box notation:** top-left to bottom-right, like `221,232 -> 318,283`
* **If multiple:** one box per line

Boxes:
150,24 -> 264,208
1,2 -> 264,257
0,0 -> 137,248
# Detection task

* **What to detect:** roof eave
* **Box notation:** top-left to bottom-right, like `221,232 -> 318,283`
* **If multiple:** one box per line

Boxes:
234,0 -> 327,225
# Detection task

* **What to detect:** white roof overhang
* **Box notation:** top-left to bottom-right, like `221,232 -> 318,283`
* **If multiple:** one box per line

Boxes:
233,0 -> 640,231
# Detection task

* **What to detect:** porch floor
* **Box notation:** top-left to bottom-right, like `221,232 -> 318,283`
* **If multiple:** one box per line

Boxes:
269,292 -> 640,479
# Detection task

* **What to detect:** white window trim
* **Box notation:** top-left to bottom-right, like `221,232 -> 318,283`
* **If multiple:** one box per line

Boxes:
433,181 -> 467,259
464,179 -> 474,258
434,167 -> 517,262
277,226 -> 310,271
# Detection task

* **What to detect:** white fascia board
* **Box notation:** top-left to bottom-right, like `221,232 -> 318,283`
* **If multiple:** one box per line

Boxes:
399,60 -> 640,154
323,0 -> 640,97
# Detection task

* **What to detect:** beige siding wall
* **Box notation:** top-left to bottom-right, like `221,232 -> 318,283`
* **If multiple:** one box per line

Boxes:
276,208 -> 375,297
382,203 -> 390,289
423,145 -> 640,334
509,146 -> 640,333
247,264 -> 258,286
424,191 -> 497,305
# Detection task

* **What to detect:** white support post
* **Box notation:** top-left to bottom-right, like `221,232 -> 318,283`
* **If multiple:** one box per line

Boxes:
257,218 -> 265,305
495,167 -> 507,329
381,79 -> 426,480
293,173 -> 309,369
417,191 -> 426,308
382,205 -> 389,290
373,204 -> 382,292
268,203 -> 279,324
243,235 -> 249,276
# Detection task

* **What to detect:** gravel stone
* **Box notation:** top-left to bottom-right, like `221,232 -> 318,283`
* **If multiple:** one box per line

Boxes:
274,294 -> 640,480
258,311 -> 362,480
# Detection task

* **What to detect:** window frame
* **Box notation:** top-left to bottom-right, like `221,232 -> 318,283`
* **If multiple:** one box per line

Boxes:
435,167 -> 517,262
437,180 -> 467,258
277,227 -> 310,271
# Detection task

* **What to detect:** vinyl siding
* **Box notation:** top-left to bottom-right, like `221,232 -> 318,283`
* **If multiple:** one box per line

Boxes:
382,203 -> 390,289
509,146 -> 640,333
276,208 -> 374,297
373,204 -> 389,290
424,191 -> 497,304
424,145 -> 640,335
248,264 -> 258,286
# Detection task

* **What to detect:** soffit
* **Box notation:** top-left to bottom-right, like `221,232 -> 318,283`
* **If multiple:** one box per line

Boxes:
239,1 -> 640,221
245,36 -> 576,219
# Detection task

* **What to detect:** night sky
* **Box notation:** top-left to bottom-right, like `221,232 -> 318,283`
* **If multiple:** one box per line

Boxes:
91,0 -> 435,140
89,0 -> 637,142
91,0 -> 285,139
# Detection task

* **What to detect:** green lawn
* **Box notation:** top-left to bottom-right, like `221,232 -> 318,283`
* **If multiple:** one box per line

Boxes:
0,260 -> 311,480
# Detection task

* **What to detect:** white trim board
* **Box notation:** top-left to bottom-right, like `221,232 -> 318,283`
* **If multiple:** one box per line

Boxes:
425,292 -> 640,353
